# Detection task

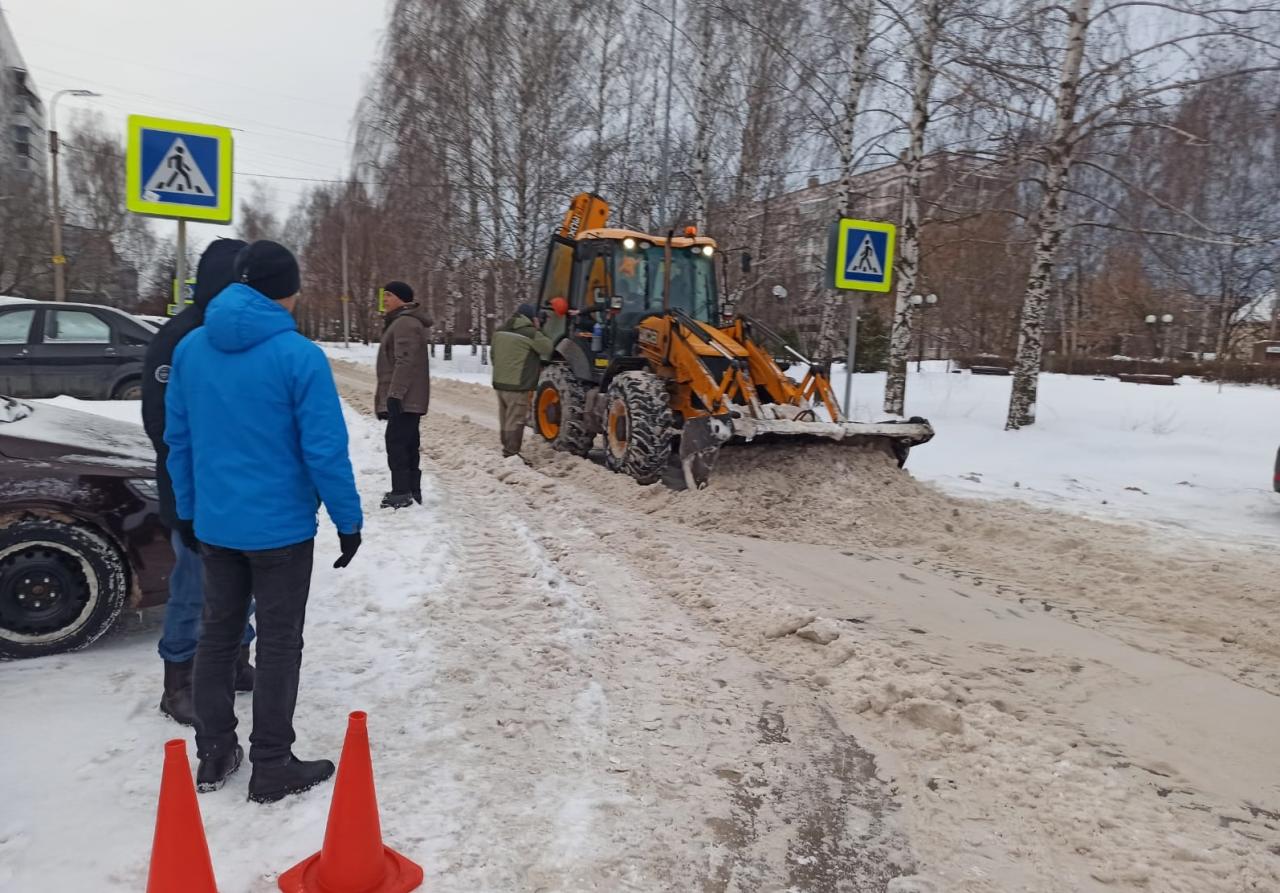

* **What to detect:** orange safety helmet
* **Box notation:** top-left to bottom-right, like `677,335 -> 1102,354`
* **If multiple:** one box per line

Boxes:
550,296 -> 569,317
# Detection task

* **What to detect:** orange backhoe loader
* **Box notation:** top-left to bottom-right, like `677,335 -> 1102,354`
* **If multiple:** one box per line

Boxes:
528,193 -> 933,488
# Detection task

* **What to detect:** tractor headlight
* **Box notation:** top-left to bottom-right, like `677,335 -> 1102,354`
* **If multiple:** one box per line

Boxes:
623,237 -> 636,250
701,245 -> 714,257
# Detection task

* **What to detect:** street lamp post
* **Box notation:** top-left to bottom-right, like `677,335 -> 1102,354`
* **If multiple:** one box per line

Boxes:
48,89 -> 101,301
1144,313 -> 1175,360
910,292 -> 938,372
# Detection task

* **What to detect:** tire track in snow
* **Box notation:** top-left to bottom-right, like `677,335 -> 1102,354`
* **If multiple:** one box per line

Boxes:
333,363 -> 1280,893
334,361 -> 916,892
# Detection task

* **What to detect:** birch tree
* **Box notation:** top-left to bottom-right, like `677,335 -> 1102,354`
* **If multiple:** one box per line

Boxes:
815,0 -> 876,358
690,3 -> 717,229
883,0 -> 944,415
992,0 -> 1280,429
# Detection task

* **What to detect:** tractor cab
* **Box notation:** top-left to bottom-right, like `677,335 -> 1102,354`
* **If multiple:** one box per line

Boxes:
538,226 -> 720,379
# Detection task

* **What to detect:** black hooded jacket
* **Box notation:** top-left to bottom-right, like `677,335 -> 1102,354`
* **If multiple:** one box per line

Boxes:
141,238 -> 247,527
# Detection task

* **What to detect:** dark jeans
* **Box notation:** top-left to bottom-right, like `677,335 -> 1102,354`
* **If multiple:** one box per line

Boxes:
158,529 -> 254,663
194,539 -> 315,766
385,412 -> 422,493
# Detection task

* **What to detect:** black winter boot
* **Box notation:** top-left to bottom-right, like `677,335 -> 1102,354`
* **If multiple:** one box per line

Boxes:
380,491 -> 413,510
234,645 -> 255,693
159,659 -> 195,726
248,755 -> 335,804
196,744 -> 243,793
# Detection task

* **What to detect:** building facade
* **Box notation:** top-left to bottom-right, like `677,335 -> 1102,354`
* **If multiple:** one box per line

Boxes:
0,8 -> 45,181
716,153 -> 1019,353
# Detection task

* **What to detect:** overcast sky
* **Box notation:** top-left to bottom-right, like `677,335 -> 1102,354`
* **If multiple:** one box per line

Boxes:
2,0 -> 383,248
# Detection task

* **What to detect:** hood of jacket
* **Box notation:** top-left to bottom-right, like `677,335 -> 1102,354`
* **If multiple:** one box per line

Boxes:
505,312 -> 536,335
204,282 -> 298,353
385,302 -> 433,330
193,238 -> 249,309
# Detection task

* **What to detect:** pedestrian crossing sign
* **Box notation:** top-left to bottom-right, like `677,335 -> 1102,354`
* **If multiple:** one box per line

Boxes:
126,115 -> 234,223
827,217 -> 896,293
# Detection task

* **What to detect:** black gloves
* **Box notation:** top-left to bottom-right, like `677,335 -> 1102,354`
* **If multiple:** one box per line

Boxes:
376,411 -> 389,421
174,519 -> 199,552
386,397 -> 403,418
333,531 -> 361,569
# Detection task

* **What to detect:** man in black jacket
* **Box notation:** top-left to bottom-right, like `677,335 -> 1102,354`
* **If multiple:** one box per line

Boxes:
142,239 -> 255,726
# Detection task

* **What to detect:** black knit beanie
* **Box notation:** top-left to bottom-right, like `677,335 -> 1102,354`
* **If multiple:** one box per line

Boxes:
193,238 -> 247,309
383,281 -> 414,303
517,303 -> 537,321
234,240 -> 301,301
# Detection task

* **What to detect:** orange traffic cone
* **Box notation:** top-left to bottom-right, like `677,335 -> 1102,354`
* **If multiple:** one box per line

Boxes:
278,711 -> 423,893
146,739 -> 219,893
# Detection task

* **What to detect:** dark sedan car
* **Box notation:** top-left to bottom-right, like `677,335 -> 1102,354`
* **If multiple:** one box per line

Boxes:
0,396 -> 171,659
0,300 -> 155,400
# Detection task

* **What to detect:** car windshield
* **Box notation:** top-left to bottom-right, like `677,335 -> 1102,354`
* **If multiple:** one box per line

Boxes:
0,396 -> 32,423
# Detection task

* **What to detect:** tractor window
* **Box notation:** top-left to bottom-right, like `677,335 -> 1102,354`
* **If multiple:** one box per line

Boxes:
539,238 -> 574,310
573,241 -> 612,310
615,246 -> 648,314
646,246 -> 718,323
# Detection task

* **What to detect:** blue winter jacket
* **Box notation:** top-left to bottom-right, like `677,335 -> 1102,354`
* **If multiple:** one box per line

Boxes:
165,283 -> 363,550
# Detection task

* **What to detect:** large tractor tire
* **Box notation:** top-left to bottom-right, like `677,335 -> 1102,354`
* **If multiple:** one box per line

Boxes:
603,371 -> 674,485
533,365 -> 595,456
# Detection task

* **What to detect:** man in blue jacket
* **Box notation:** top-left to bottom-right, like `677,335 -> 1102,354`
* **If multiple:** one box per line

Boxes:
166,240 -> 363,803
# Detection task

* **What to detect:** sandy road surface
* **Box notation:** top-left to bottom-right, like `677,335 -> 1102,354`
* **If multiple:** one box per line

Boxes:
335,362 -> 1280,892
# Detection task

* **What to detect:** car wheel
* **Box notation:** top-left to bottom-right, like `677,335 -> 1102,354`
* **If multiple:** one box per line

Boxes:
0,519 -> 129,659
112,378 -> 143,400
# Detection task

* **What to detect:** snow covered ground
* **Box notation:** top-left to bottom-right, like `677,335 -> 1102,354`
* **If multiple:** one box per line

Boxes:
3,356 -> 1278,891
323,343 -> 1280,548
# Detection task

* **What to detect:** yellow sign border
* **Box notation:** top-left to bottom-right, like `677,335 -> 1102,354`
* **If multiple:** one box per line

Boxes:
832,218 -> 896,293
126,115 -> 234,223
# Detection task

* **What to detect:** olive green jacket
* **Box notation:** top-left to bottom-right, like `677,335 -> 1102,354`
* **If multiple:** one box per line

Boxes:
491,314 -> 553,392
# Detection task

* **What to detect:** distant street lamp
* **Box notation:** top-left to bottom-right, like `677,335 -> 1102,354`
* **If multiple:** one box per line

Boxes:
771,284 -> 788,300
910,292 -> 939,371
1144,312 -> 1175,359
49,88 -> 102,301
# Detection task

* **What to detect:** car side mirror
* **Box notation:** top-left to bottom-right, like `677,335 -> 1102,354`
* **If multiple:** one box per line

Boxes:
741,252 -> 752,274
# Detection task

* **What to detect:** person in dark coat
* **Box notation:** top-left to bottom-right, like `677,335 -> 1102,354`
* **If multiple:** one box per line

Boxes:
142,239 -> 255,727
166,240 -> 363,802
374,281 -> 431,509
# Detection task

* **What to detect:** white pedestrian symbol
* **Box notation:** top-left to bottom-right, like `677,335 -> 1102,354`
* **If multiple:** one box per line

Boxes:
143,138 -> 214,198
848,234 -> 882,277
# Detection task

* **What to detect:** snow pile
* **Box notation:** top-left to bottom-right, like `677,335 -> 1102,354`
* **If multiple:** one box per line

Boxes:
330,348 -> 1280,548
830,363 -> 1280,549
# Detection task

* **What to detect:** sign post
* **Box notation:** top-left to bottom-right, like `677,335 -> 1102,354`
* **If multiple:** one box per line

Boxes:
826,217 -> 897,418
126,114 -> 234,308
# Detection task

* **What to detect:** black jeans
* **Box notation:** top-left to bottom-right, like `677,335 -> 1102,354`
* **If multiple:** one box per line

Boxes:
194,539 -> 314,767
385,412 -> 422,493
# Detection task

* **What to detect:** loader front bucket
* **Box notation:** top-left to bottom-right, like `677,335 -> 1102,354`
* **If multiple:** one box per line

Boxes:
727,412 -> 935,467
